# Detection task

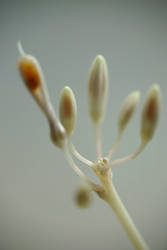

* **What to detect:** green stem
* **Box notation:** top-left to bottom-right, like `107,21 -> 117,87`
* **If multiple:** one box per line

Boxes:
104,179 -> 149,250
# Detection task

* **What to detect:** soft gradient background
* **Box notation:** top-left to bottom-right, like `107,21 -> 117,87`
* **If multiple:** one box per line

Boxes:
0,0 -> 167,249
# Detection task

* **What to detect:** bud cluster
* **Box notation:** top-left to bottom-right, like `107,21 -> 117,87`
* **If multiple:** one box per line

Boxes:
17,45 -> 161,250
17,44 -> 161,209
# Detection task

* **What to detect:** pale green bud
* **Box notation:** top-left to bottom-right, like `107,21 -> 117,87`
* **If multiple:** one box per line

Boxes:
88,55 -> 108,123
118,91 -> 140,133
141,84 -> 161,143
59,86 -> 77,137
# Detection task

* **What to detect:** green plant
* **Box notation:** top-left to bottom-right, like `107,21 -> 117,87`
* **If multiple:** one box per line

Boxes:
17,42 -> 161,250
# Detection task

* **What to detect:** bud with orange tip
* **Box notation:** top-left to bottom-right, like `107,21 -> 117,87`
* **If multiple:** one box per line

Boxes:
17,42 -> 66,149
88,55 -> 108,123
140,84 -> 161,143
59,86 -> 77,137
19,55 -> 41,92
17,43 -> 50,114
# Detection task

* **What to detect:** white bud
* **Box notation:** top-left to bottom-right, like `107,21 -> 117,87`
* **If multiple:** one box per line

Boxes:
141,84 -> 161,143
88,55 -> 108,123
118,91 -> 140,133
59,86 -> 77,137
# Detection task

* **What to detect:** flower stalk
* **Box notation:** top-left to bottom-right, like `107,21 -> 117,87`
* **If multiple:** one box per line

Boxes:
17,45 -> 161,250
104,182 -> 149,250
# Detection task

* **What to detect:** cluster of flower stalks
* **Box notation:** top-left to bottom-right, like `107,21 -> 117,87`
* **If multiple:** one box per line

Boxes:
17,42 -> 161,250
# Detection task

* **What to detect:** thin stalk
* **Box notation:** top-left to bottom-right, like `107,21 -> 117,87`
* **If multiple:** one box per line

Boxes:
63,147 -> 101,192
17,41 -> 25,56
69,141 -> 93,167
95,122 -> 102,159
110,142 -> 147,167
104,180 -> 149,250
107,132 -> 122,159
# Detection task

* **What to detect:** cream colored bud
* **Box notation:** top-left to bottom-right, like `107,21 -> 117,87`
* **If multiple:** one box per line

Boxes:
118,91 -> 140,133
141,84 -> 161,143
88,55 -> 108,123
59,86 -> 77,136
75,184 -> 92,208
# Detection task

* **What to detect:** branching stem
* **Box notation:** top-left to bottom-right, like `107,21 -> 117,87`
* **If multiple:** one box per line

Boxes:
63,147 -> 101,192
105,183 -> 149,250
96,169 -> 149,250
110,142 -> 147,167
69,142 -> 93,167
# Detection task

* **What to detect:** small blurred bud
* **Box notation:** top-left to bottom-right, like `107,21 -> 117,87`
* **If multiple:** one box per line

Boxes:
59,86 -> 77,137
88,55 -> 108,123
75,184 -> 92,208
118,91 -> 140,133
141,84 -> 161,143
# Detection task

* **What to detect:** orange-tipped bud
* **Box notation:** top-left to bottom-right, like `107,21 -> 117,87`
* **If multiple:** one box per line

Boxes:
18,51 -> 51,115
118,91 -> 140,133
88,55 -> 108,123
18,55 -> 42,92
17,42 -> 52,115
17,43 -> 67,149
59,86 -> 77,137
141,84 -> 161,143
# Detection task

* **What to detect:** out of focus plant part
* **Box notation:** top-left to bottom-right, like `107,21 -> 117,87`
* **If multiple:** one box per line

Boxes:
17,42 -> 161,250
75,183 -> 92,208
140,85 -> 160,144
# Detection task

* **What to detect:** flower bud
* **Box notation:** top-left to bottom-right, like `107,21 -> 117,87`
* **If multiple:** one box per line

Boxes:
18,55 -> 42,92
141,84 -> 161,143
75,184 -> 92,208
118,91 -> 140,133
18,44 -> 67,149
59,86 -> 77,137
88,55 -> 108,123
18,53 -> 51,115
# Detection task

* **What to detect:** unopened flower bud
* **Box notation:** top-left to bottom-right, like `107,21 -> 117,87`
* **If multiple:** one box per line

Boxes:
18,50 -> 51,115
18,43 -> 67,149
75,184 -> 92,208
141,84 -> 161,143
18,55 -> 42,92
118,91 -> 140,133
88,55 -> 108,123
59,86 -> 77,137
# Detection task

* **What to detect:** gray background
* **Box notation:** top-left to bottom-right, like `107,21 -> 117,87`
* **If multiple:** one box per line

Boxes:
0,0 -> 167,249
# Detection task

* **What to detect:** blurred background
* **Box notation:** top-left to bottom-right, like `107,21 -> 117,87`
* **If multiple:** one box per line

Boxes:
0,0 -> 167,249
